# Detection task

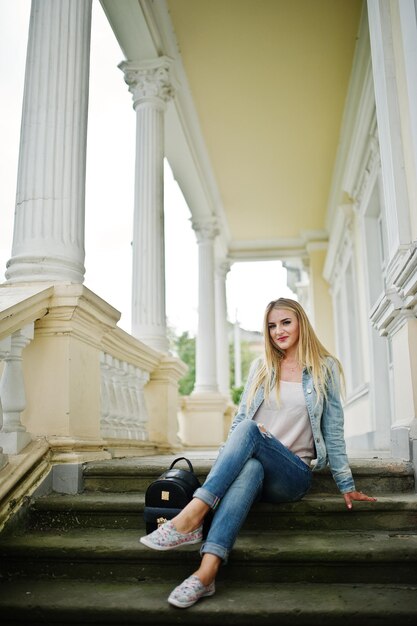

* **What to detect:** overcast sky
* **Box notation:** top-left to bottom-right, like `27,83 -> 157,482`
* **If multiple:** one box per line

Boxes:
0,0 -> 294,336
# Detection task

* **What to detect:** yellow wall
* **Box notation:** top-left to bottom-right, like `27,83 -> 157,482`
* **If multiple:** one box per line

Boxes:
307,245 -> 335,355
167,0 -> 363,242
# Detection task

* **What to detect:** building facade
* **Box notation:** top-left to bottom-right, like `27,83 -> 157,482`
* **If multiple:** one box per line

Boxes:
0,1 -> 416,515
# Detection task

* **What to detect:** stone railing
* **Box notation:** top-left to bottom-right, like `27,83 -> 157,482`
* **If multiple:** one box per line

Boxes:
100,353 -> 150,442
0,285 -> 55,469
0,283 -> 187,474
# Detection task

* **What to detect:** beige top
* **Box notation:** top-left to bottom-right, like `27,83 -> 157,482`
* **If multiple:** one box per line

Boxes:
253,381 -> 315,465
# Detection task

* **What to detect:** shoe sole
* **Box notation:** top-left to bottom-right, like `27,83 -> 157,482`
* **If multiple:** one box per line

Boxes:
139,535 -> 202,551
168,590 -> 215,608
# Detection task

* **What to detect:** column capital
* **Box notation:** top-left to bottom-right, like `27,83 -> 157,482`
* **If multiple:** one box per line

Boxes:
119,56 -> 176,110
191,218 -> 220,243
216,259 -> 232,279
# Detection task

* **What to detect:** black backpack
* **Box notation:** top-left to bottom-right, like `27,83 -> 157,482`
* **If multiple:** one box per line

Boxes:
143,457 -> 202,534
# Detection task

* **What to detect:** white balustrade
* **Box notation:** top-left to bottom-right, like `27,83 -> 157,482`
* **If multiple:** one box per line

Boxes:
0,338 -> 10,469
0,323 -> 34,455
100,353 -> 150,441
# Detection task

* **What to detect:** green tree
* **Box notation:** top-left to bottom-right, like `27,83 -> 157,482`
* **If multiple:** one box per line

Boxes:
170,329 -> 256,401
171,330 -> 196,396
229,340 -> 256,405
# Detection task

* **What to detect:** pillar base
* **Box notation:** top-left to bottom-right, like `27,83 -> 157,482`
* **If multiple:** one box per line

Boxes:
0,430 -> 32,455
179,392 -> 228,447
5,254 -> 85,284
390,419 -> 417,460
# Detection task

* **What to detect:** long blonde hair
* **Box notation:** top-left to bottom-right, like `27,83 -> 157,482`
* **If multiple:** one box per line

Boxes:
246,298 -> 344,410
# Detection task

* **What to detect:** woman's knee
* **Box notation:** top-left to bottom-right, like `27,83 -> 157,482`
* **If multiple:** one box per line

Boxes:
233,419 -> 259,438
240,457 -> 264,482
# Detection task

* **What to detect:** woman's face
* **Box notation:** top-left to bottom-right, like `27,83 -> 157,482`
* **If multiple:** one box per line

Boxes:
267,308 -> 300,354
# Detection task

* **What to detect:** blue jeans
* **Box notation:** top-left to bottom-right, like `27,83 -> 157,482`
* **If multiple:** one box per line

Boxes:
194,419 -> 312,562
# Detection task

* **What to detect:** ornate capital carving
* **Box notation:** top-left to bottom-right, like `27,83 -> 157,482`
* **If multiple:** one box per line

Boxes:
191,218 -> 220,243
216,259 -> 231,279
119,57 -> 176,110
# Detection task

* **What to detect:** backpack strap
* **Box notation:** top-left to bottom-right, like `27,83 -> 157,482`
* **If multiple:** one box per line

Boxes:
168,456 -> 194,473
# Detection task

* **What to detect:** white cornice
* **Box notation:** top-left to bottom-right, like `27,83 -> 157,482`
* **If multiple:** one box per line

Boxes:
369,243 -> 417,336
369,288 -> 411,336
99,0 -> 231,253
229,230 -> 327,262
393,243 -> 417,309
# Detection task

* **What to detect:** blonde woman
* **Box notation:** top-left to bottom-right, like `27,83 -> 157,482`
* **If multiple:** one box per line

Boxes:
140,298 -> 376,608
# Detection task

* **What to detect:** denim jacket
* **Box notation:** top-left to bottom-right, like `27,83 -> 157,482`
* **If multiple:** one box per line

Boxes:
228,357 -> 355,494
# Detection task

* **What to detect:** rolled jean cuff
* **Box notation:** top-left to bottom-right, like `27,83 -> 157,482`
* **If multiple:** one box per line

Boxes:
193,487 -> 220,510
200,540 -> 229,564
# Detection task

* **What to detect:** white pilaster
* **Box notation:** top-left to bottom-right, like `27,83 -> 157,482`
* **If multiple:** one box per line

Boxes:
192,219 -> 220,393
215,260 -> 231,397
120,57 -> 176,353
397,0 -> 417,238
367,0 -> 411,278
367,1 -> 417,460
5,0 -> 92,284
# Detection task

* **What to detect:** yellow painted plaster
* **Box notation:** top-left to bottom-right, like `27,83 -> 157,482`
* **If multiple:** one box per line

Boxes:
167,0 -> 362,241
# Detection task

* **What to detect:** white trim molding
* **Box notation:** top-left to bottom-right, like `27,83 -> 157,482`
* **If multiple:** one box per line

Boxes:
370,242 -> 417,336
229,231 -> 328,262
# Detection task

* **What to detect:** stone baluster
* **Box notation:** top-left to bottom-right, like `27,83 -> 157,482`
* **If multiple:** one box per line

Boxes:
111,358 -> 128,438
0,324 -> 34,454
100,354 -> 151,441
135,369 -> 150,440
0,338 -> 11,469
103,354 -> 119,439
99,352 -> 112,436
126,363 -> 141,433
120,361 -> 134,437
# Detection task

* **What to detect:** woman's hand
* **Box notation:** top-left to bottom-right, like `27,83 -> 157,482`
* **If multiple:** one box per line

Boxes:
343,491 -> 377,510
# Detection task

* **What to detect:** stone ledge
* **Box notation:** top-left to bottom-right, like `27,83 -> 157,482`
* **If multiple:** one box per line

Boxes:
0,579 -> 417,625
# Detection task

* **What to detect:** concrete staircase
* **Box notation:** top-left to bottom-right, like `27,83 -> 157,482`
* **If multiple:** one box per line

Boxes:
0,453 -> 417,625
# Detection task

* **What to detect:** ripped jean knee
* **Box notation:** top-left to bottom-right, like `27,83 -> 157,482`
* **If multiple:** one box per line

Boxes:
257,423 -> 273,438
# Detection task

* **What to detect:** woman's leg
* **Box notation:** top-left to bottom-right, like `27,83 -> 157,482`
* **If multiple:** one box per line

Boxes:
167,459 -> 264,608
200,457 -> 264,563
169,420 -> 267,534
142,420 -> 310,552
194,419 -> 311,511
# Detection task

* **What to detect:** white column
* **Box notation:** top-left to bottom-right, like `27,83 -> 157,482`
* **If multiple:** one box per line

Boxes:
5,0 -> 92,284
234,319 -> 242,388
215,260 -> 231,397
192,219 -> 220,393
178,219 -> 227,446
120,58 -> 176,353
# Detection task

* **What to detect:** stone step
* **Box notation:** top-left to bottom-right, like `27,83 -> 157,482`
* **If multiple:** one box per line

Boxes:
28,491 -> 417,533
1,527 -> 417,585
82,455 -> 416,495
0,579 -> 417,625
